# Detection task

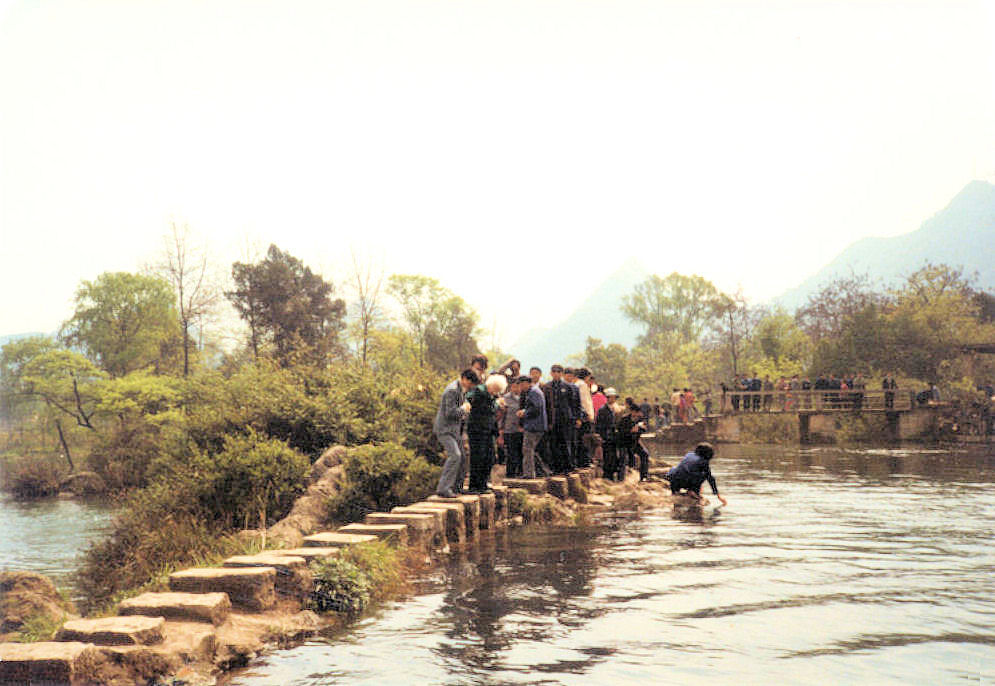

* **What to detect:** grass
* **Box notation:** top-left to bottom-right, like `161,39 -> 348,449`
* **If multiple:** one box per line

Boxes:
13,612 -> 66,643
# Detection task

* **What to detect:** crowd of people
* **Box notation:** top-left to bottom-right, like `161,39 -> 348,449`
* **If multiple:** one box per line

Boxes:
432,356 -> 725,501
720,372 -> 908,411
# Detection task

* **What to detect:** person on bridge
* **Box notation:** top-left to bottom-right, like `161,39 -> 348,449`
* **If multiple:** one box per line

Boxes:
666,442 -> 728,506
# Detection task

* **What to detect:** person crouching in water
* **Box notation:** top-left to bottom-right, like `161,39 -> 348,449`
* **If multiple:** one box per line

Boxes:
463,373 -> 508,493
666,442 -> 728,506
617,398 -> 650,481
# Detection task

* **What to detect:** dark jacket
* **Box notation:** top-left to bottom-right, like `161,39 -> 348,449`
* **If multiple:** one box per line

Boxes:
615,413 -> 644,449
545,379 -> 576,426
465,384 -> 498,436
666,451 -> 719,495
521,385 -> 548,433
595,404 -> 616,443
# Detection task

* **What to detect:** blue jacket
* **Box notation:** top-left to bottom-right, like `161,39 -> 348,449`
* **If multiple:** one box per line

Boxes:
666,451 -> 719,495
521,385 -> 548,433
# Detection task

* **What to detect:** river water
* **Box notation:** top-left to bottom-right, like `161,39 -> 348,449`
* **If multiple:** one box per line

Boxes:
0,494 -> 115,592
229,444 -> 995,686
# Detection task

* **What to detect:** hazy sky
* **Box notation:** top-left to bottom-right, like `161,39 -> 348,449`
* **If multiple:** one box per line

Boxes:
2,0 -> 994,346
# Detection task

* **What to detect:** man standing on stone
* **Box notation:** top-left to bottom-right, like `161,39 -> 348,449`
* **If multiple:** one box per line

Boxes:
498,377 -> 524,478
545,364 -> 575,474
434,369 -> 479,498
574,368 -> 596,468
518,375 -> 550,479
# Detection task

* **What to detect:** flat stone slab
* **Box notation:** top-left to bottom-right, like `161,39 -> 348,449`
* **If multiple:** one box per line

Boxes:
547,476 -> 569,500
57,615 -> 164,646
224,553 -> 307,570
427,495 -> 481,538
0,641 -> 98,684
406,502 -> 466,545
365,513 -> 439,547
502,478 -> 548,495
169,567 -> 275,611
119,592 -> 231,626
302,532 -> 378,548
337,523 -> 408,546
276,547 -> 341,562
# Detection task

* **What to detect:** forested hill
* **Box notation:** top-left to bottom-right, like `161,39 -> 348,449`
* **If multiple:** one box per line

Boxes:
776,180 -> 995,311
508,258 -> 649,370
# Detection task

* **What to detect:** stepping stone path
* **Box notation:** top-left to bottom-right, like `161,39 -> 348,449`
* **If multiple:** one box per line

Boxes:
0,468 -> 609,685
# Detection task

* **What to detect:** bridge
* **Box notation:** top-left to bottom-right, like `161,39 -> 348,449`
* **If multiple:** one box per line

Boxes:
719,389 -> 914,414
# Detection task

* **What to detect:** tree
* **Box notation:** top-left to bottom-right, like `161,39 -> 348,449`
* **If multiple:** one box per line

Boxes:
583,337 -> 628,389
61,272 -> 179,377
622,273 -> 722,344
227,245 -> 346,364
710,290 -> 758,376
348,250 -> 384,367
387,274 -> 480,371
795,272 -> 887,342
1,338 -> 107,470
155,222 -> 219,376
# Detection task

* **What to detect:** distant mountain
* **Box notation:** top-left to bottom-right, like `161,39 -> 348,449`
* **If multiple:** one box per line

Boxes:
507,259 -> 649,370
776,180 -> 995,311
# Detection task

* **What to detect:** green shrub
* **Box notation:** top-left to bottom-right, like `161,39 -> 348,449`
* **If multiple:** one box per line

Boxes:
326,443 -> 439,523
88,418 -> 167,490
307,541 -> 402,615
192,430 -> 309,530
1,458 -> 63,498
308,557 -> 372,614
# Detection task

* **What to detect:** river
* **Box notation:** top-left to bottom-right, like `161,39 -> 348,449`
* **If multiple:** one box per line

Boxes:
0,494 -> 115,593
228,444 -> 995,685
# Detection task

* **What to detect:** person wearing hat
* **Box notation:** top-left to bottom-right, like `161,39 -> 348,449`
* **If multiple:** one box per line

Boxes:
596,387 -> 622,481
666,442 -> 728,506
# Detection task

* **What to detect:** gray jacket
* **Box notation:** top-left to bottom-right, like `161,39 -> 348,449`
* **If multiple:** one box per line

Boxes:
433,379 -> 467,437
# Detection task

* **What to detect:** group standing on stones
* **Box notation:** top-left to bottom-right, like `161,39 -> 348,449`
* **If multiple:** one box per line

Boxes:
433,356 -> 685,498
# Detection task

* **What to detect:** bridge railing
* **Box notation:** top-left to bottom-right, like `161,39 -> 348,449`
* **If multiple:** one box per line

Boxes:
720,389 -> 913,414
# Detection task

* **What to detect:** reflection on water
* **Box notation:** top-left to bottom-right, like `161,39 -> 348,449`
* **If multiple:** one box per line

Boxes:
230,445 -> 995,686
0,495 -> 115,592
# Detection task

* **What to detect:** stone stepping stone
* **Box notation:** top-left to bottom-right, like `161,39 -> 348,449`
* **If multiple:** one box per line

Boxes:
169,567 -> 276,612
567,473 -> 588,503
337,523 -> 408,547
427,495 -> 481,537
576,469 -> 593,488
502,478 -> 548,495
302,532 -> 378,548
0,641 -> 99,684
118,592 -> 231,626
274,547 -> 341,562
56,616 -> 164,646
403,503 -> 466,545
547,476 -> 569,500
224,553 -> 307,570
476,492 -> 496,530
98,620 -> 217,668
489,485 -> 509,520
223,553 -> 312,597
364,513 -> 439,549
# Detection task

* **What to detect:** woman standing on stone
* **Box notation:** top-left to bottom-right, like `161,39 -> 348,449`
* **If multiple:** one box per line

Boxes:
462,374 -> 507,493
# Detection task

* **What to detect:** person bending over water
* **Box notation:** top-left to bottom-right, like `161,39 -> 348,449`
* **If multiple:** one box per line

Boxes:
666,442 -> 728,506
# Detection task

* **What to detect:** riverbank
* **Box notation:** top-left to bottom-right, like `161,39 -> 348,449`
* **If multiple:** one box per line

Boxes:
0,457 -> 691,686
